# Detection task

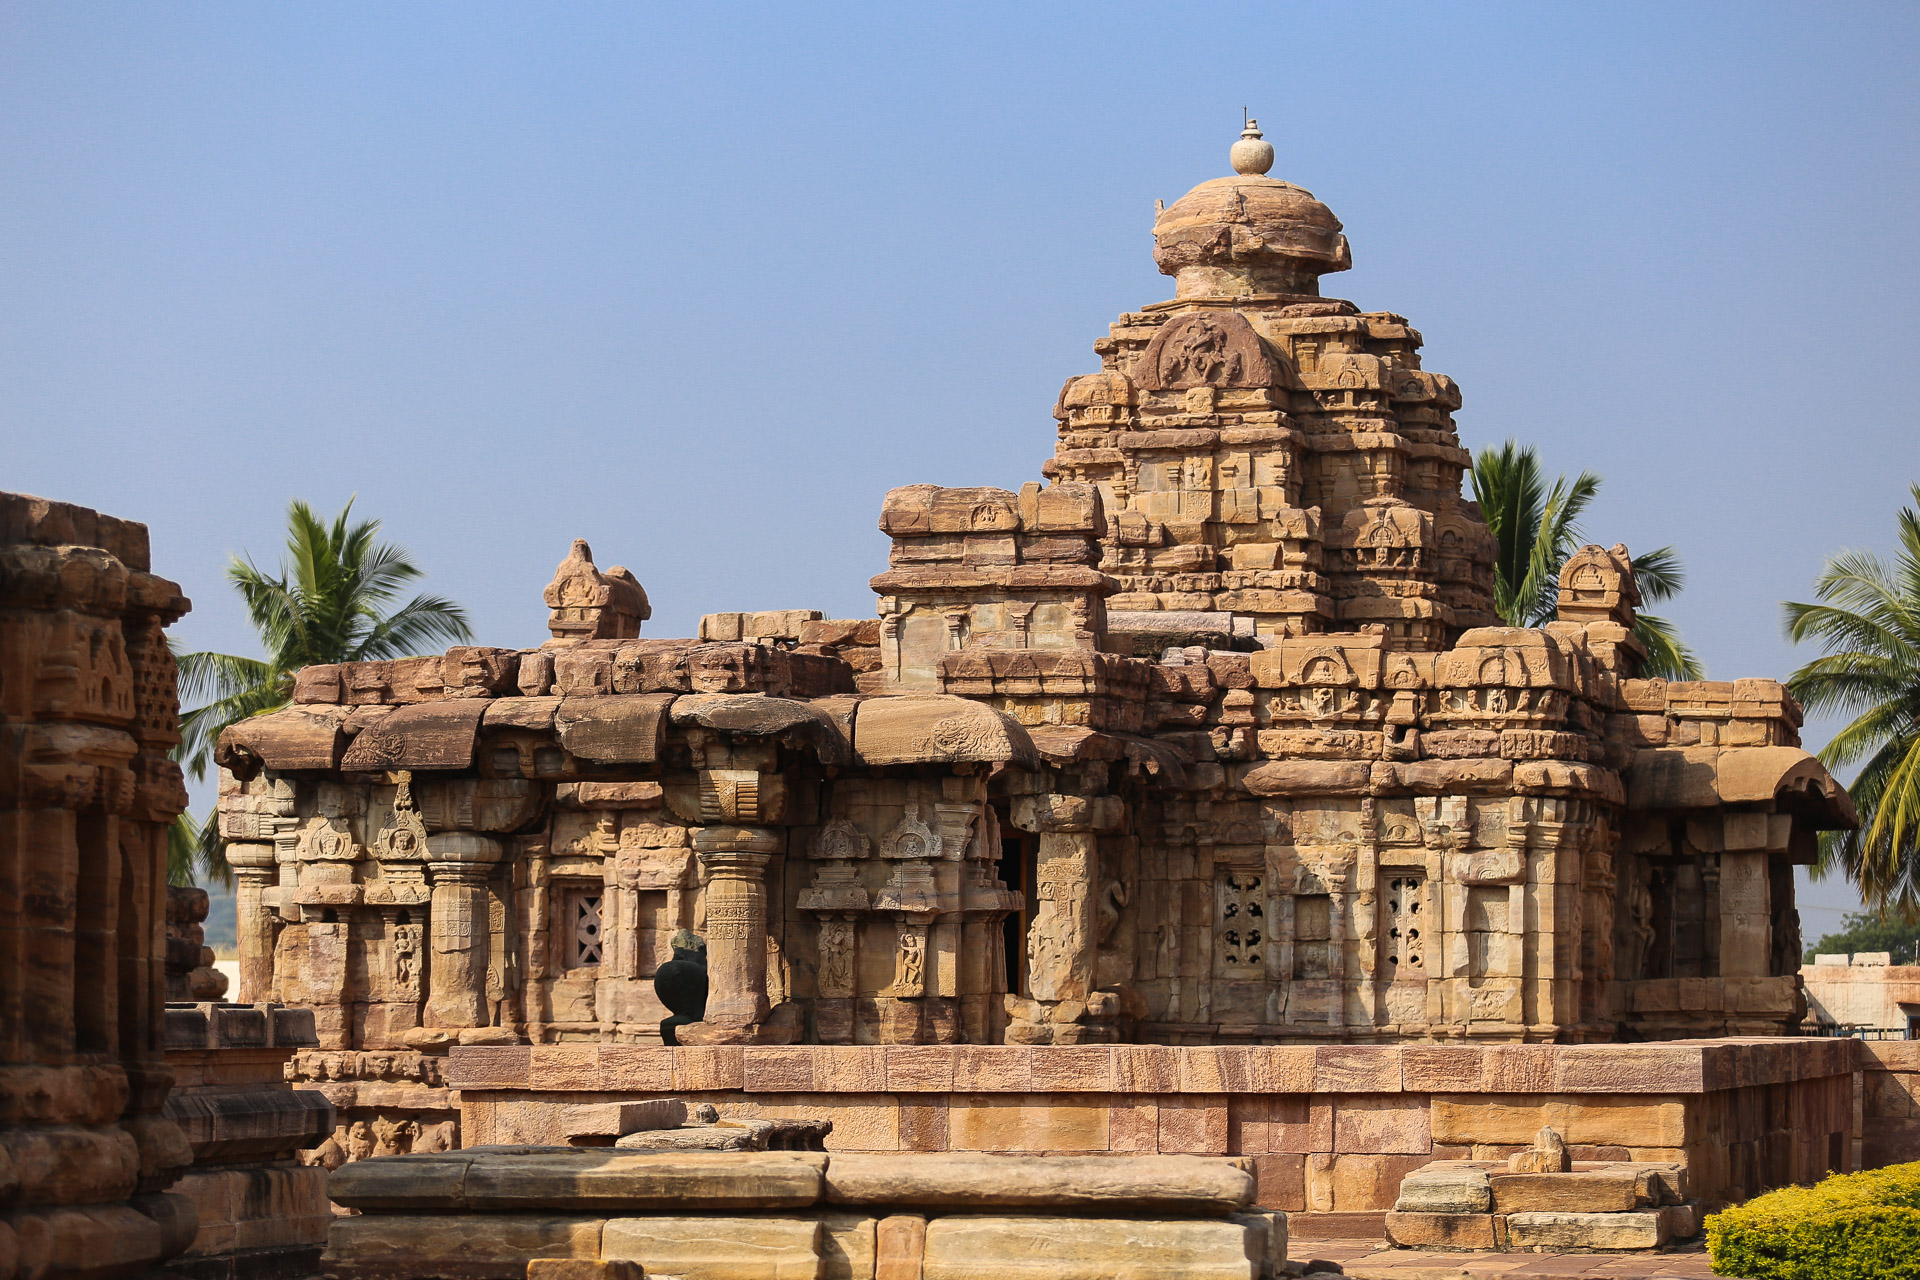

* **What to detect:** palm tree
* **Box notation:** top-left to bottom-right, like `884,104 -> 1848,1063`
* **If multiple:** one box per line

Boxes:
1468,440 -> 1703,680
170,498 -> 473,885
1784,483 -> 1920,915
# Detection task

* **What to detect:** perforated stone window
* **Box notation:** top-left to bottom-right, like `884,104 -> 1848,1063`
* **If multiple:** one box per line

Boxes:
567,888 -> 604,968
1384,874 -> 1426,978
1216,871 -> 1265,974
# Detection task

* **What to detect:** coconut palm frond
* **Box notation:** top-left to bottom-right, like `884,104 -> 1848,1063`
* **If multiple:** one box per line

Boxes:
171,496 -> 468,888
1469,443 -> 1699,665
354,593 -> 473,662
1634,612 -> 1704,680
173,648 -> 275,709
1518,468 -> 1601,626
1785,484 -> 1920,915
1815,694 -> 1918,773
1629,545 -> 1686,605
168,808 -> 231,889
167,812 -> 201,887
1470,440 -> 1550,627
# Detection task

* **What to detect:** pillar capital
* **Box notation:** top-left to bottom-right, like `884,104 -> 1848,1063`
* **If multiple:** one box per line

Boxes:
426,832 -> 503,884
225,841 -> 276,878
694,825 -> 783,859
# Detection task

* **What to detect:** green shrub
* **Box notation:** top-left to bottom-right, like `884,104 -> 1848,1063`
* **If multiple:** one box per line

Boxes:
1708,1161 -> 1920,1279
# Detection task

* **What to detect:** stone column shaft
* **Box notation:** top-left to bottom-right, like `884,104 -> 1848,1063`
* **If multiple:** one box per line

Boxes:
694,827 -> 781,1030
425,833 -> 503,1029
226,842 -> 278,1004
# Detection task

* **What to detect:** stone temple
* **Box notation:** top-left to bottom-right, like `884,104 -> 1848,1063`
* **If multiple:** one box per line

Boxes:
220,123 -> 1854,1083
15,126 -> 1916,1279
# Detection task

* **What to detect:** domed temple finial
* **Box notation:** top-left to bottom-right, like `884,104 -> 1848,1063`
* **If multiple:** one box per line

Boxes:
1230,116 -> 1275,176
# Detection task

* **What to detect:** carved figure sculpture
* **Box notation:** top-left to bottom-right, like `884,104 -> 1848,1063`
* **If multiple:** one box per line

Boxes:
345,1120 -> 376,1163
885,927 -> 927,997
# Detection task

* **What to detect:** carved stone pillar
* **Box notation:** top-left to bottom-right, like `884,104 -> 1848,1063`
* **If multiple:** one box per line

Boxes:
425,833 -> 503,1029
226,841 -> 279,1004
1026,829 -> 1094,1004
691,826 -> 782,1034
1719,849 -> 1772,978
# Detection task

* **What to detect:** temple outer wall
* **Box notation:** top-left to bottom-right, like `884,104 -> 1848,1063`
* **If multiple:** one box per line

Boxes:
1860,1040 -> 1920,1172
449,1038 -> 1879,1234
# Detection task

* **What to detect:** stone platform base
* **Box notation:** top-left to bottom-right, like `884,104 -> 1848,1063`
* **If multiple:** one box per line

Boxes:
1302,1238 -> 1717,1279
449,1037 -> 1860,1218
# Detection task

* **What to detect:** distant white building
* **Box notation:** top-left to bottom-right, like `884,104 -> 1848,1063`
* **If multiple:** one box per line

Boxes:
1801,952 -> 1920,1037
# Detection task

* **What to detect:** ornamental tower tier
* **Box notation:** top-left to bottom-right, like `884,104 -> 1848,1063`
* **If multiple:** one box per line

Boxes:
1042,120 -> 1499,654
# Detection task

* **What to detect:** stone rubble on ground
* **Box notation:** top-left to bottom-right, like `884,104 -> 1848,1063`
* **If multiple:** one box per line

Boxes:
1385,1127 -> 1697,1253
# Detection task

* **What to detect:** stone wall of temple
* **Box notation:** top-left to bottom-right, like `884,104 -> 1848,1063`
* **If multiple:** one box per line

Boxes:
1801,953 -> 1920,1033
0,492 -> 199,1276
214,542 -> 1046,1159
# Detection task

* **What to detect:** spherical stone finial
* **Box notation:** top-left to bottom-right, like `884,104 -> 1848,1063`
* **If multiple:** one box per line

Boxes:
1230,118 -> 1275,176
1153,115 -> 1350,296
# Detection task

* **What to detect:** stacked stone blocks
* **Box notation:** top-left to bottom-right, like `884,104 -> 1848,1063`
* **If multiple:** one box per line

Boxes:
0,493 -> 199,1277
446,1037 -> 1854,1229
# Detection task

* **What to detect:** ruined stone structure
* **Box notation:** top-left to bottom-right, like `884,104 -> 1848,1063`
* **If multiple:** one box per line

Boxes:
162,1000 -> 334,1278
214,129 -> 1857,1188
0,493 -> 200,1276
166,886 -> 230,1004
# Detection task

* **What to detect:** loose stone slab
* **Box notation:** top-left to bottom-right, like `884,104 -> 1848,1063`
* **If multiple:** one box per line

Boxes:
1662,1203 -> 1700,1239
328,1153 -> 476,1210
1393,1167 -> 1491,1213
563,1099 -> 688,1141
322,1213 -> 604,1280
603,1215 -> 824,1280
616,1126 -> 764,1152
1229,1209 -> 1287,1278
463,1151 -> 827,1211
526,1265 -> 645,1280
1384,1211 -> 1497,1250
920,1216 -> 1262,1279
1505,1209 -> 1667,1250
818,1212 -> 879,1280
1489,1169 -> 1639,1213
824,1153 -> 1254,1213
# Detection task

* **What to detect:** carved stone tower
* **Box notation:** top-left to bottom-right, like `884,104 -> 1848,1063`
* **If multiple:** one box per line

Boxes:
1046,119 -> 1498,653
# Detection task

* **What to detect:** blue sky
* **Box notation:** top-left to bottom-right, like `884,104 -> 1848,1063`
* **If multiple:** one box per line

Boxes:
5,3 -> 1916,929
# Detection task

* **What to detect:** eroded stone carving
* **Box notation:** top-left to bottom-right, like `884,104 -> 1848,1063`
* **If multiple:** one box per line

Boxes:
544,538 -> 650,645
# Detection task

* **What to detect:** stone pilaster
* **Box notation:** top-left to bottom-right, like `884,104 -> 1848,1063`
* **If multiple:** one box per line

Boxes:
690,827 -> 782,1035
226,841 -> 279,1004
425,832 -> 503,1029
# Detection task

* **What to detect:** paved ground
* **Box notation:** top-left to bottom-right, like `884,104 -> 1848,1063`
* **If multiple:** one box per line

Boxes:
1294,1239 -> 1724,1279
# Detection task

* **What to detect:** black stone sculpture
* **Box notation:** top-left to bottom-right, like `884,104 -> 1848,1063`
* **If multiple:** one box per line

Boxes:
654,929 -> 709,1046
